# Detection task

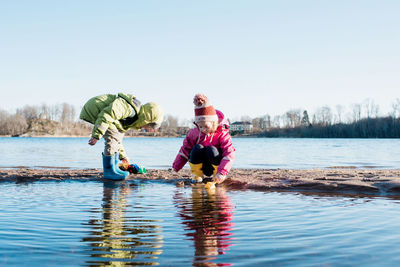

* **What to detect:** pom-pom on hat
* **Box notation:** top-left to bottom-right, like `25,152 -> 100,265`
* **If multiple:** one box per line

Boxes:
193,93 -> 218,123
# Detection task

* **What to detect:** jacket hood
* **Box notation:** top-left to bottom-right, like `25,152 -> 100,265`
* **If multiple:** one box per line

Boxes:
137,102 -> 164,128
216,109 -> 229,128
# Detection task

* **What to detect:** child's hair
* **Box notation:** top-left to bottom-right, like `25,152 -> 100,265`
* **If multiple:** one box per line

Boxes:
197,120 -> 219,134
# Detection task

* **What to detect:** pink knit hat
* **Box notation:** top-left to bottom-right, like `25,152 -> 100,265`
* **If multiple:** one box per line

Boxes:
193,93 -> 218,123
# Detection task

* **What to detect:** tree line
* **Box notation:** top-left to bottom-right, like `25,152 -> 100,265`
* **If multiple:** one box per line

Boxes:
0,103 -> 92,136
256,117 -> 400,138
247,98 -> 400,138
1,98 -> 399,138
0,103 -> 188,137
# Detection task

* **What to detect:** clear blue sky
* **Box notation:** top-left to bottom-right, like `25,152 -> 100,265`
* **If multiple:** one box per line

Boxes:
1,0 -> 399,122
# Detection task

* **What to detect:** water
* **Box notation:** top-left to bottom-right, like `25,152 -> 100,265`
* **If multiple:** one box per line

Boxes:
2,137 -> 400,266
1,137 -> 400,169
1,181 -> 400,266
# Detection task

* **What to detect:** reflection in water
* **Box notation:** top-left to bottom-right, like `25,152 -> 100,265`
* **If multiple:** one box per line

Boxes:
174,185 -> 235,267
82,182 -> 163,266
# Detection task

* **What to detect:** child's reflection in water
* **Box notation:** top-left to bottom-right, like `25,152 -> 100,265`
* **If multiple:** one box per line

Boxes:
174,185 -> 235,266
83,182 -> 162,266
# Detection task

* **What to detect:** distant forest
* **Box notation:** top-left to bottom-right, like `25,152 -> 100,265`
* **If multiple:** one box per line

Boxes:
0,103 -> 187,137
246,98 -> 400,138
0,103 -> 91,137
255,117 -> 400,138
1,98 -> 400,138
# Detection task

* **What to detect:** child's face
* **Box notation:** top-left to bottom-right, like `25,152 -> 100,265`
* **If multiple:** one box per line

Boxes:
197,121 -> 216,134
142,123 -> 158,132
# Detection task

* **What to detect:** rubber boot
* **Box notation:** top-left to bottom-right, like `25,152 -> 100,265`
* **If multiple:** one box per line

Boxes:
212,164 -> 219,176
189,162 -> 204,183
102,153 -> 128,180
205,164 -> 219,190
114,153 -> 130,177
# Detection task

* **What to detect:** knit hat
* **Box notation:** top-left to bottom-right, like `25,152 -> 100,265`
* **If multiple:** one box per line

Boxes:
193,93 -> 218,123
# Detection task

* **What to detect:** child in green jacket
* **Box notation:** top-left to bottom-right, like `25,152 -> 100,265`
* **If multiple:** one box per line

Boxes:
80,93 -> 164,180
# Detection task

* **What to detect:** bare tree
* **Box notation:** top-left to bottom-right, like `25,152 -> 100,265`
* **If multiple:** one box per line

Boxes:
335,105 -> 344,123
285,109 -> 301,128
179,118 -> 193,128
273,115 -> 281,128
8,114 -> 28,136
251,117 -> 264,131
313,106 -> 332,126
60,103 -> 76,124
0,110 -> 28,135
17,105 -> 39,121
49,105 -> 61,121
391,98 -> 400,119
160,114 -> 179,135
40,104 -> 49,119
363,98 -> 379,119
351,104 -> 362,123
262,114 -> 271,130
0,110 -> 8,122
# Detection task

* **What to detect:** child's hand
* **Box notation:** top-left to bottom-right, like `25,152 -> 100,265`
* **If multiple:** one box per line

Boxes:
88,137 -> 98,146
122,158 -> 130,165
214,173 -> 226,184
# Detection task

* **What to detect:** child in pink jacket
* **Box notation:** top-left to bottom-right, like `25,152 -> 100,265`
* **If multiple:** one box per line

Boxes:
172,94 -> 235,184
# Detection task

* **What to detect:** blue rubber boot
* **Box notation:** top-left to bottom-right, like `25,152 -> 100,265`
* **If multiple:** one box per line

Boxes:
102,153 -> 128,180
114,153 -> 130,177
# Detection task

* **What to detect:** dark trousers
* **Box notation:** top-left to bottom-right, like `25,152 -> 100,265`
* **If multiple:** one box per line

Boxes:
189,144 -> 222,176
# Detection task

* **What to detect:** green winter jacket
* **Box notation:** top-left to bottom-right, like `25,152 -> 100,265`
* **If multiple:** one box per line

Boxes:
80,93 -> 164,159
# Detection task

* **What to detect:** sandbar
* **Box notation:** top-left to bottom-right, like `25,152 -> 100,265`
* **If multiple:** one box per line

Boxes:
2,167 -> 400,197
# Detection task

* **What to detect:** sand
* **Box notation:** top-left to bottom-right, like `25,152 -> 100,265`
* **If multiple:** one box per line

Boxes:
2,167 -> 400,197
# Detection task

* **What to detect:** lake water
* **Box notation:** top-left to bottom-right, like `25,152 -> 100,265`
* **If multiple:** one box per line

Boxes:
2,181 -> 400,266
1,137 -> 400,169
1,137 -> 400,266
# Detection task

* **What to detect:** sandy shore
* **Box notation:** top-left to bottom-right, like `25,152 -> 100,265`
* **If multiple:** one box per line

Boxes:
2,167 -> 400,197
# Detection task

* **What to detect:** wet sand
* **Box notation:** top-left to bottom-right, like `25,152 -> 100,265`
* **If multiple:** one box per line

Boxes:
2,167 -> 400,197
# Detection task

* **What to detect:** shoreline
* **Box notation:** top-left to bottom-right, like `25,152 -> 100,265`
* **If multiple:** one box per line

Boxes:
0,135 -> 175,138
2,167 -> 400,197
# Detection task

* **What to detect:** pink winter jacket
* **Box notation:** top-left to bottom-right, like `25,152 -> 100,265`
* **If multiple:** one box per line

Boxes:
172,110 -> 236,176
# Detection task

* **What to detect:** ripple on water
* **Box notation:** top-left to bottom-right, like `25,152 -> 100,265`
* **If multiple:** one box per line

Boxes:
1,182 -> 400,266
